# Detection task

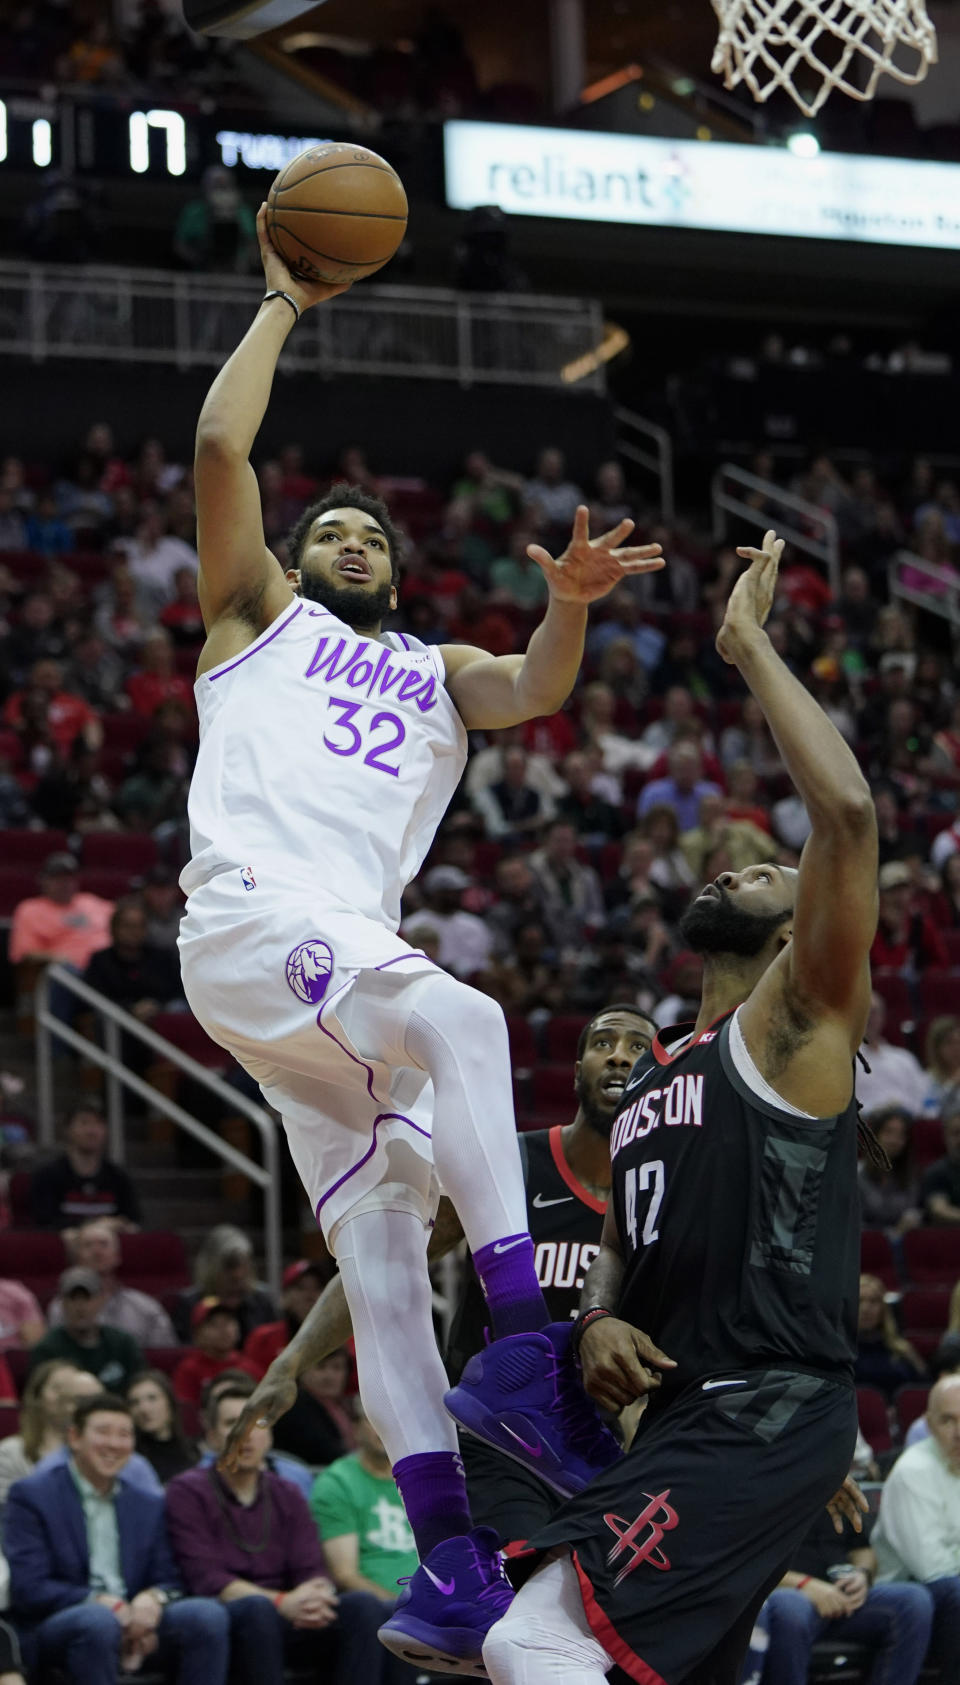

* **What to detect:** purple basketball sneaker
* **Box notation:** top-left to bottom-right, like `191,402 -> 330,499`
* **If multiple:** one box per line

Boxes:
443,1321 -> 622,1498
377,1527 -> 514,1676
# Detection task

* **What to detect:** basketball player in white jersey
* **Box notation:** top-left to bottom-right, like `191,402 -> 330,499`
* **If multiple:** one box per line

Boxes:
178,207 -> 665,1673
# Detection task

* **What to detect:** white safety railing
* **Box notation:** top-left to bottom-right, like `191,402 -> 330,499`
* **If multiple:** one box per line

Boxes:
0,260 -> 606,393
711,463 -> 840,596
888,549 -> 960,639
614,406 -> 675,525
35,965 -> 282,1296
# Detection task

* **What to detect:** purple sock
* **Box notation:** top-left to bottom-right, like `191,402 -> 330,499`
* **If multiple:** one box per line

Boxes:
393,1451 -> 473,1558
473,1233 -> 549,1340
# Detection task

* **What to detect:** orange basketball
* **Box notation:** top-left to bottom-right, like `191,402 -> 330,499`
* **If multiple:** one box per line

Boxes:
266,142 -> 408,287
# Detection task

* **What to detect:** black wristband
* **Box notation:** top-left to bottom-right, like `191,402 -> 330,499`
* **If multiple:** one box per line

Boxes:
262,289 -> 301,323
570,1305 -> 613,1359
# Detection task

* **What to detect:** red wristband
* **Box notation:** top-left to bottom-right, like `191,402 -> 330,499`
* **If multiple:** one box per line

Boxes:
571,1306 -> 613,1357
796,1576 -> 811,1589
272,1591 -> 286,1610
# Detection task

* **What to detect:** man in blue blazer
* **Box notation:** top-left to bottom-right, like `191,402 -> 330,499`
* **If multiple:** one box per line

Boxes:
4,1391 -> 228,1685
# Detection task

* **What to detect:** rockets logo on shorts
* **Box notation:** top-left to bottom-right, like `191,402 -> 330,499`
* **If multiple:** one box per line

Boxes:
286,938 -> 335,1005
240,866 -> 256,891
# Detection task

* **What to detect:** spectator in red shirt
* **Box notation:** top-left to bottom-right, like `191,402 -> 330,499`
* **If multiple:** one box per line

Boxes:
871,860 -> 948,974
172,1299 -> 259,1408
244,1262 -> 327,1377
125,630 -> 194,718
2,658 -> 102,757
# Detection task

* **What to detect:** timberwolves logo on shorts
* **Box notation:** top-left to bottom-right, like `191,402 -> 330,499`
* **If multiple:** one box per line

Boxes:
285,939 -> 334,1005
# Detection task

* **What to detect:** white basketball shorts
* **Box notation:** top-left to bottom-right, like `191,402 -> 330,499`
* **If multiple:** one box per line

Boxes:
178,866 -> 441,1247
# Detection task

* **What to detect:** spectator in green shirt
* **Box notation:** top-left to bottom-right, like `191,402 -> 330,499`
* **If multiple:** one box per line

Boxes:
309,1406 -> 417,1602
489,526 -> 549,612
29,1269 -> 143,1393
173,167 -> 256,275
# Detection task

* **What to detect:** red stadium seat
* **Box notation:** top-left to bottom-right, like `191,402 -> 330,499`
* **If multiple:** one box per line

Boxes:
0,1407 -> 19,1438
144,1348 -> 183,1374
81,834 -> 158,874
4,1349 -> 29,1397
0,1232 -> 67,1306
598,841 -> 623,881
911,1117 -> 945,1170
856,1386 -> 892,1452
8,1171 -> 31,1226
101,714 -> 150,754
903,1227 -> 960,1285
860,1230 -> 897,1288
0,869 -> 42,918
78,868 -> 141,901
900,1287 -> 951,1358
472,840 -> 502,882
150,1013 -> 230,1070
525,1065 -> 575,1121
120,1232 -> 190,1298
505,1017 -> 537,1070
919,971 -> 960,1017
944,930 -> 960,968
544,1016 -> 589,1065
871,971 -> 914,1043
894,1385 -> 930,1439
0,830 -> 69,865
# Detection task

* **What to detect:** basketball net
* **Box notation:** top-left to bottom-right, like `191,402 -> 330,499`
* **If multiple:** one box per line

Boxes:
710,0 -> 938,117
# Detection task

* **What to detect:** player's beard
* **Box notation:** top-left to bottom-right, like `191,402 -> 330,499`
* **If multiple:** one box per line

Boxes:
299,568 -> 394,630
574,1073 -> 619,1138
679,885 -> 790,958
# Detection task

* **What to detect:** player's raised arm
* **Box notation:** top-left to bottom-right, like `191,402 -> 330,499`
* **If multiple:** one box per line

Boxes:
720,531 -> 878,1051
440,506 -> 665,730
193,206 -> 350,634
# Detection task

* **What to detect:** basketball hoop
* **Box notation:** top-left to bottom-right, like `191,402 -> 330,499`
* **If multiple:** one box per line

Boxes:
710,0 -> 938,118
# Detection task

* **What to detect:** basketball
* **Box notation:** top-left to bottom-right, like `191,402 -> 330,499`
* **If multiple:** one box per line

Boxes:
265,142 -> 408,287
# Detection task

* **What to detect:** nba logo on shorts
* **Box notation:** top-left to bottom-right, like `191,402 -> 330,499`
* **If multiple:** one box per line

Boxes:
286,939 -> 334,1005
240,866 -> 256,892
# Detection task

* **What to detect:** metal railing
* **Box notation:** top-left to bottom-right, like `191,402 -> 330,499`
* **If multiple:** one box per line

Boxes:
711,463 -> 840,596
0,260 -> 606,393
34,965 -> 282,1296
888,549 -> 960,640
615,406 -> 675,525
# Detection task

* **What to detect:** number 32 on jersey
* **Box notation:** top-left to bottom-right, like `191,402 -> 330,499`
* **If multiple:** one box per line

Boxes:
624,1160 -> 665,1251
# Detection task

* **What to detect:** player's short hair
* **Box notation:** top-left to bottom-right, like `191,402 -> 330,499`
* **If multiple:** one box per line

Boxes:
287,481 -> 402,583
576,1004 -> 656,1062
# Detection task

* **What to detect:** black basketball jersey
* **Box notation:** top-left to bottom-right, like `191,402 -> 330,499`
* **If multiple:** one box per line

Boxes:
446,1126 -> 606,1383
610,1011 -> 860,1400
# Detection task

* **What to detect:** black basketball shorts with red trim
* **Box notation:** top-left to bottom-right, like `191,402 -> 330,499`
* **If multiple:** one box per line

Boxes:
515,1368 -> 858,1685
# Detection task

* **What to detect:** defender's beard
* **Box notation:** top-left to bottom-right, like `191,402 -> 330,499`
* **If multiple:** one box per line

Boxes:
574,1075 -> 619,1138
679,886 -> 789,958
299,570 -> 394,629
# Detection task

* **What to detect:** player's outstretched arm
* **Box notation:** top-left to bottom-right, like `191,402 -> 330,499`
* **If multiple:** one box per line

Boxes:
719,532 -> 877,1053
194,206 -> 350,635
220,1200 -> 465,1470
440,506 -> 664,730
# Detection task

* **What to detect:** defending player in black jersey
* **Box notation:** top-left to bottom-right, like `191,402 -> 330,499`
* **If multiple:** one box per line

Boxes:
446,1005 -> 655,1553
482,531 -> 878,1685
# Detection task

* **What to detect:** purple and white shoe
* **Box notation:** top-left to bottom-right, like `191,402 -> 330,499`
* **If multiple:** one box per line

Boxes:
377,1527 -> 513,1676
444,1321 -> 622,1498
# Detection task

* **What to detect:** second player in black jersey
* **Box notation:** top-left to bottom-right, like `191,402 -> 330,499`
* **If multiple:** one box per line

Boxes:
445,1005 -> 654,1550
484,531 -> 879,1685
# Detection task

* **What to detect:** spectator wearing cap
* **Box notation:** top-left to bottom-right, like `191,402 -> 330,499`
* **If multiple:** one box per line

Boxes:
872,1376 -> 960,1672
172,1300 -> 259,1409
857,992 -> 933,1119
166,1387 -> 403,1685
171,1225 -> 276,1346
29,1105 -> 141,1239
920,1106 -> 960,1227
400,865 -> 494,979
244,1262 -> 327,1377
29,1269 -> 144,1393
871,861 -> 948,973
6,1391 -> 230,1685
48,1221 -> 176,1348
9,851 -> 113,977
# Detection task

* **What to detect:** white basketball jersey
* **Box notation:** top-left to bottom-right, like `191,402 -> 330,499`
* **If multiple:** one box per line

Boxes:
181,600 -> 468,928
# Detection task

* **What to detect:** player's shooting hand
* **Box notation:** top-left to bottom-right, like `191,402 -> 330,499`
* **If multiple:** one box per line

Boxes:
527,506 -> 664,606
826,1474 -> 868,1535
579,1316 -> 676,1413
219,1360 -> 298,1474
256,205 -> 352,311
715,528 -> 783,665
